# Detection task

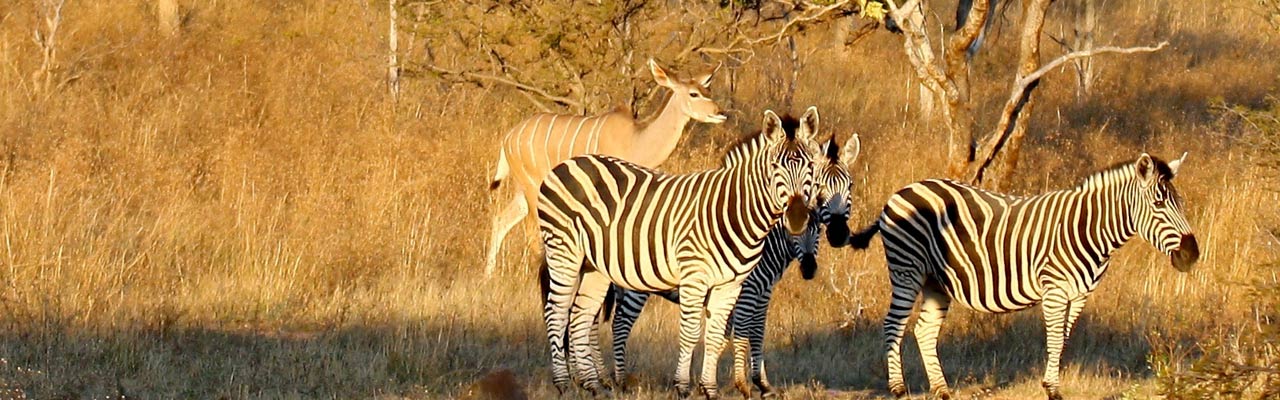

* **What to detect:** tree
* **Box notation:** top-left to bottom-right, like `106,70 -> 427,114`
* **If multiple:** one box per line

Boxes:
398,1 -> 876,116
886,0 -> 1165,189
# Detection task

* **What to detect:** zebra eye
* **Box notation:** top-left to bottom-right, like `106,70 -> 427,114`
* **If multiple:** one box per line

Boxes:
1153,199 -> 1166,208
689,91 -> 701,98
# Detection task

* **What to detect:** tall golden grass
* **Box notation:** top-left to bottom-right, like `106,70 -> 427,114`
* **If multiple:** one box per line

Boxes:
0,0 -> 1276,398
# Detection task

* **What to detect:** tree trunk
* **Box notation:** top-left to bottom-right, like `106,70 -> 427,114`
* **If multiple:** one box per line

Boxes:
988,0 -> 1051,189
1072,0 -> 1098,99
387,0 -> 400,100
157,0 -> 180,36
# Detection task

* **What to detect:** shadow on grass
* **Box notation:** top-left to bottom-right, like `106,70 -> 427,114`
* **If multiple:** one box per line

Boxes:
0,294 -> 1196,399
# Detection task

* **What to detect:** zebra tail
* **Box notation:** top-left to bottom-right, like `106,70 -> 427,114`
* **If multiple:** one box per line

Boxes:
490,148 -> 509,191
599,284 -> 617,323
538,257 -> 551,305
847,223 -> 881,249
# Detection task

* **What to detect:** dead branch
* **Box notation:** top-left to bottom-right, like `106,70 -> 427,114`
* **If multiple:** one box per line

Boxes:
418,63 -> 582,112
694,0 -> 855,63
967,41 -> 1169,184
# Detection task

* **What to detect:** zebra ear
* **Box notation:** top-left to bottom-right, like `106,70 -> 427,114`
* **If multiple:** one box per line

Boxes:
1168,151 -> 1188,177
841,134 -> 861,168
1135,153 -> 1157,187
762,110 -> 784,143
798,106 -> 819,142
649,58 -> 674,88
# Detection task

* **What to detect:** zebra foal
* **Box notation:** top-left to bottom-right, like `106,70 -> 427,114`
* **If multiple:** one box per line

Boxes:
846,153 -> 1198,400
538,108 -> 822,399
608,133 -> 861,399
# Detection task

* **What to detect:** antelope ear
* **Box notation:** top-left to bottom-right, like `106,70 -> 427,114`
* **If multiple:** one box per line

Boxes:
1135,153 -> 1157,187
1168,151 -> 1188,177
841,134 -> 861,168
649,58 -> 673,88
763,110 -> 785,144
696,63 -> 721,87
798,106 -> 819,142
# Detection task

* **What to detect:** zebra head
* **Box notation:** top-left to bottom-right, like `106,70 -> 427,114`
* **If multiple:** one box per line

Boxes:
817,134 -> 861,248
761,107 -> 821,237
648,59 -> 727,124
792,134 -> 861,279
1130,152 -> 1199,272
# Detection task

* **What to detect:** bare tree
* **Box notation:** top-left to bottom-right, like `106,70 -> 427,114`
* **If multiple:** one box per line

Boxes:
387,0 -> 400,101
888,0 -> 1166,189
32,0 -> 66,94
157,0 -> 181,37
403,1 -> 869,117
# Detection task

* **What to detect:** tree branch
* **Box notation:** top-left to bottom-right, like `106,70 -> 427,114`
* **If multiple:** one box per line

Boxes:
418,63 -> 582,111
968,41 -> 1168,184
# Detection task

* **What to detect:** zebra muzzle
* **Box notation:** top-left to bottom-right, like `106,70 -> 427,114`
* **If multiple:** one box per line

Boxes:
800,253 -> 818,280
1171,233 -> 1199,272
784,195 -> 810,236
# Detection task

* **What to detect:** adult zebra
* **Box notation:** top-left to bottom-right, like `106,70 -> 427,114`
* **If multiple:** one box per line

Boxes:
538,108 -> 822,399
607,134 -> 861,399
845,153 -> 1198,400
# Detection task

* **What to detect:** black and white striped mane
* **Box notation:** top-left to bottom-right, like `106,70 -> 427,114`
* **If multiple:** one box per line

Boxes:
721,114 -> 801,167
1078,155 -> 1177,191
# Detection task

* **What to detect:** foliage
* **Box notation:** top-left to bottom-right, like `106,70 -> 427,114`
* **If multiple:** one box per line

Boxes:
399,0 -> 864,114
1153,98 -> 1280,399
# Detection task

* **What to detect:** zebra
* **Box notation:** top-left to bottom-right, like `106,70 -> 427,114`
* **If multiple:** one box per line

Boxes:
606,134 -> 861,399
537,108 -> 823,399
843,153 -> 1199,400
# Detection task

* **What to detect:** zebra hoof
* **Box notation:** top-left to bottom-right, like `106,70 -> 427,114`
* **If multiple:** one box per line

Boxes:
759,386 -> 780,398
1045,388 -> 1063,400
700,384 -> 720,400
553,382 -> 573,396
931,387 -> 951,400
1042,381 -> 1063,400
733,379 -> 752,399
888,382 -> 907,398
674,383 -> 692,399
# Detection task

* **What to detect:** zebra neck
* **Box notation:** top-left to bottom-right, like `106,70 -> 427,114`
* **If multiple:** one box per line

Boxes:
1063,182 -> 1140,270
717,157 -> 788,254
631,93 -> 691,167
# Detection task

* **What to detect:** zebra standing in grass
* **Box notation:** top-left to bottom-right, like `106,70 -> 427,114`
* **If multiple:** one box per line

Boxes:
538,108 -> 822,399
607,134 -> 861,399
844,153 -> 1199,400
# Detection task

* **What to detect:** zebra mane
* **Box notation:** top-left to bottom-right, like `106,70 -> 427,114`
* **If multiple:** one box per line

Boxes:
1078,155 -> 1174,190
721,114 -> 799,167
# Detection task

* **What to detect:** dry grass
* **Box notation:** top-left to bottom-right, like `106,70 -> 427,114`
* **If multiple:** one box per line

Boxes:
0,0 -> 1276,398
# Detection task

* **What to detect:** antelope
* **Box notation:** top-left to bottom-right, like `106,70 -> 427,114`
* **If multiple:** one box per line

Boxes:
484,59 -> 726,275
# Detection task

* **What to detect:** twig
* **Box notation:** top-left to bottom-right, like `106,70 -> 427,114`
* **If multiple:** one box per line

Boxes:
419,63 -> 581,110
968,41 -> 1168,183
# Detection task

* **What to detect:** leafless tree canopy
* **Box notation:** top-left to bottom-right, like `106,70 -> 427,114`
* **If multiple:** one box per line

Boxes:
401,0 -> 874,115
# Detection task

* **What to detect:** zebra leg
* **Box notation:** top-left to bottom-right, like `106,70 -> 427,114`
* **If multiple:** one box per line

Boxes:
698,282 -> 744,400
541,244 -> 584,395
1041,291 -> 1089,400
673,282 -> 708,399
484,192 -> 528,275
611,290 -> 649,391
567,271 -> 611,397
730,284 -> 760,398
915,283 -> 953,399
884,269 -> 924,398
753,288 -> 780,397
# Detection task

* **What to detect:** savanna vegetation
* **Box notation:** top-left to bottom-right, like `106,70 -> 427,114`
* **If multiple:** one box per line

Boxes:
0,0 -> 1277,398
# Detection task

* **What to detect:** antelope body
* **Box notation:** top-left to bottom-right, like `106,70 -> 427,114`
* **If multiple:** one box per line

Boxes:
485,59 -> 725,275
